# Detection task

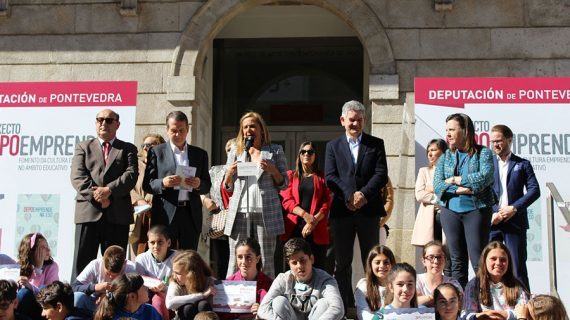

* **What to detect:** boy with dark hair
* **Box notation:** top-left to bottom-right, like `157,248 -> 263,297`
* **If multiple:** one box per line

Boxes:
258,238 -> 344,320
135,224 -> 175,319
37,281 -> 90,320
0,279 -> 29,320
72,245 -> 136,315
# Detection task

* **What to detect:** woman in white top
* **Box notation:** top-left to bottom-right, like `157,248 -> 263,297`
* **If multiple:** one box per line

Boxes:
417,241 -> 462,307
354,245 -> 396,320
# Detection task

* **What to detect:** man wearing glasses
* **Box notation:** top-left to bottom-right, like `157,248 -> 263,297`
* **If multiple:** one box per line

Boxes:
70,109 -> 138,277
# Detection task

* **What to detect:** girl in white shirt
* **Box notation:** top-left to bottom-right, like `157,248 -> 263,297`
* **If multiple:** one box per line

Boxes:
354,245 -> 396,320
166,250 -> 216,320
416,241 -> 462,307
384,263 -> 419,311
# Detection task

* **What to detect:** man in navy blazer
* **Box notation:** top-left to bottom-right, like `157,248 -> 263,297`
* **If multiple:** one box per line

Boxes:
325,100 -> 388,310
143,111 -> 211,250
490,124 -> 540,290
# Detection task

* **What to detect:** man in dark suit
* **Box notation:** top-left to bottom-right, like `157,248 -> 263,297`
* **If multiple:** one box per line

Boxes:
143,111 -> 211,250
71,109 -> 138,276
325,100 -> 388,310
490,124 -> 540,290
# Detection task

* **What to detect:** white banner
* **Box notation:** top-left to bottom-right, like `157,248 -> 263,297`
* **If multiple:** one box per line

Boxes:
414,78 -> 570,306
0,81 -> 137,281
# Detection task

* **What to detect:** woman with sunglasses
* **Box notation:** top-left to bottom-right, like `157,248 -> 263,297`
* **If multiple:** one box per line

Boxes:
129,133 -> 165,255
280,141 -> 331,269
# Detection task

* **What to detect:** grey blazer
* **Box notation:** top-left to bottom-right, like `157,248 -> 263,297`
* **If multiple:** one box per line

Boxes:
223,143 -> 288,237
70,138 -> 138,225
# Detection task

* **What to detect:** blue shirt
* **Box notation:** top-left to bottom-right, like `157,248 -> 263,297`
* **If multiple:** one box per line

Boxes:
113,303 -> 162,320
448,151 -> 477,213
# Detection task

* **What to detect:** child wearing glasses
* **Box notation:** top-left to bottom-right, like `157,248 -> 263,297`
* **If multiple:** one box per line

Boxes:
258,237 -> 344,320
416,241 -> 461,307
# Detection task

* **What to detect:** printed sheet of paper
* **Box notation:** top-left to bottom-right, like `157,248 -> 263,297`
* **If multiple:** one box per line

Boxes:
175,165 -> 196,191
237,162 -> 258,177
142,276 -> 163,289
212,280 -> 257,313
383,308 -> 435,320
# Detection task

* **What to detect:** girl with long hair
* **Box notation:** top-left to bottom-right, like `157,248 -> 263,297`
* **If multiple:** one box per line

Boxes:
166,250 -> 216,320
94,273 -> 161,320
221,238 -> 272,319
354,245 -> 396,319
16,232 -> 59,319
434,283 -> 462,320
462,241 -> 528,320
384,263 -> 419,310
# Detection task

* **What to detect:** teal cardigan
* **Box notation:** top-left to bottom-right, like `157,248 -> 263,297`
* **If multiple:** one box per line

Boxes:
433,146 -> 497,210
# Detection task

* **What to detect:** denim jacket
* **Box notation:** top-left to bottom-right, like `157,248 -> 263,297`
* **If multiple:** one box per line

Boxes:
433,146 -> 497,210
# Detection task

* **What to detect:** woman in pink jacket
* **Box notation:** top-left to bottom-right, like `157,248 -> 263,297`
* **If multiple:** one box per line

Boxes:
411,139 -> 448,246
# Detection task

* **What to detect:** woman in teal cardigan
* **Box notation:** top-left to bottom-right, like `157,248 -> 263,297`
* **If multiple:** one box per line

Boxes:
433,113 -> 497,288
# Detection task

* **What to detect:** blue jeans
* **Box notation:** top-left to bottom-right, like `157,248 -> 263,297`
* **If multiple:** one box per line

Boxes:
440,206 -> 492,288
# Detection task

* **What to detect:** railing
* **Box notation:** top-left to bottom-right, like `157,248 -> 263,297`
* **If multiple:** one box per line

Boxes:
545,182 -> 570,298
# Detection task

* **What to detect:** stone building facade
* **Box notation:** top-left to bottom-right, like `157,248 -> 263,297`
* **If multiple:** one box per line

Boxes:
1,0 -> 569,269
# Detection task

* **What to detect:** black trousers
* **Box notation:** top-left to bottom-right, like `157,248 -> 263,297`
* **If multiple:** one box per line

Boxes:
74,218 -> 129,277
330,214 -> 380,311
177,300 -> 211,320
489,228 -> 529,291
210,237 -> 230,279
440,206 -> 492,288
152,205 -> 199,250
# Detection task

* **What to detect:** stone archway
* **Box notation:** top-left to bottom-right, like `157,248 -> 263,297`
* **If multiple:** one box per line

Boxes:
167,0 -> 400,156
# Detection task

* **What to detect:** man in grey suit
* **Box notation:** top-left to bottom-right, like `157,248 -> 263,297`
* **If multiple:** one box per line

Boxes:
71,109 -> 138,276
143,111 -> 211,250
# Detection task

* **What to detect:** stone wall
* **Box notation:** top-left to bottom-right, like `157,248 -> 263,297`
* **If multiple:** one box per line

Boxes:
1,0 -> 569,266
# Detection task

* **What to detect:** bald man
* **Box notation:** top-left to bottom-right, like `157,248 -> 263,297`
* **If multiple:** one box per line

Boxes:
70,109 -> 138,276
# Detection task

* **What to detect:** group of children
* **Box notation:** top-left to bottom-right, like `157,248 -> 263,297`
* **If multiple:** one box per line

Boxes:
0,227 -> 568,320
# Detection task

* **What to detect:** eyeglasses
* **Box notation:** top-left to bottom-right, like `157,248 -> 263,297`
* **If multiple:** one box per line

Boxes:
300,149 -> 315,156
96,117 -> 117,124
424,255 -> 445,262
141,143 -> 158,149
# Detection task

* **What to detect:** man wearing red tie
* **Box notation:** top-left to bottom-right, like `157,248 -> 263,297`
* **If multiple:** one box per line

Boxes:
70,109 -> 138,276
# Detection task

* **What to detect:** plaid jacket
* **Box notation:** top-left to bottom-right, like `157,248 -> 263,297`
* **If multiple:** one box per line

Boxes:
434,146 -> 497,209
223,143 -> 289,236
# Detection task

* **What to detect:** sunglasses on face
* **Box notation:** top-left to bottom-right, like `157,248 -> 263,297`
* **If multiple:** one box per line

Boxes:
300,149 -> 315,156
141,143 -> 158,149
96,117 -> 117,124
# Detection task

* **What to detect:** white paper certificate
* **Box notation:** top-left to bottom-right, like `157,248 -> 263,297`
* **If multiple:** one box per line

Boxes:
237,162 -> 258,177
175,165 -> 197,191
0,264 -> 21,282
212,280 -> 257,313
383,308 -> 435,320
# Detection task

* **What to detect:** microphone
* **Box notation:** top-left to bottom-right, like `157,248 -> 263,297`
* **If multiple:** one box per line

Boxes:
244,136 -> 254,153
244,136 -> 254,162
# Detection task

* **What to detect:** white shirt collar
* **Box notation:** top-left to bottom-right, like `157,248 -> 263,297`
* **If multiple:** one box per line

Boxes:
97,137 -> 116,146
496,152 -> 512,163
345,133 -> 362,144
169,140 -> 187,154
